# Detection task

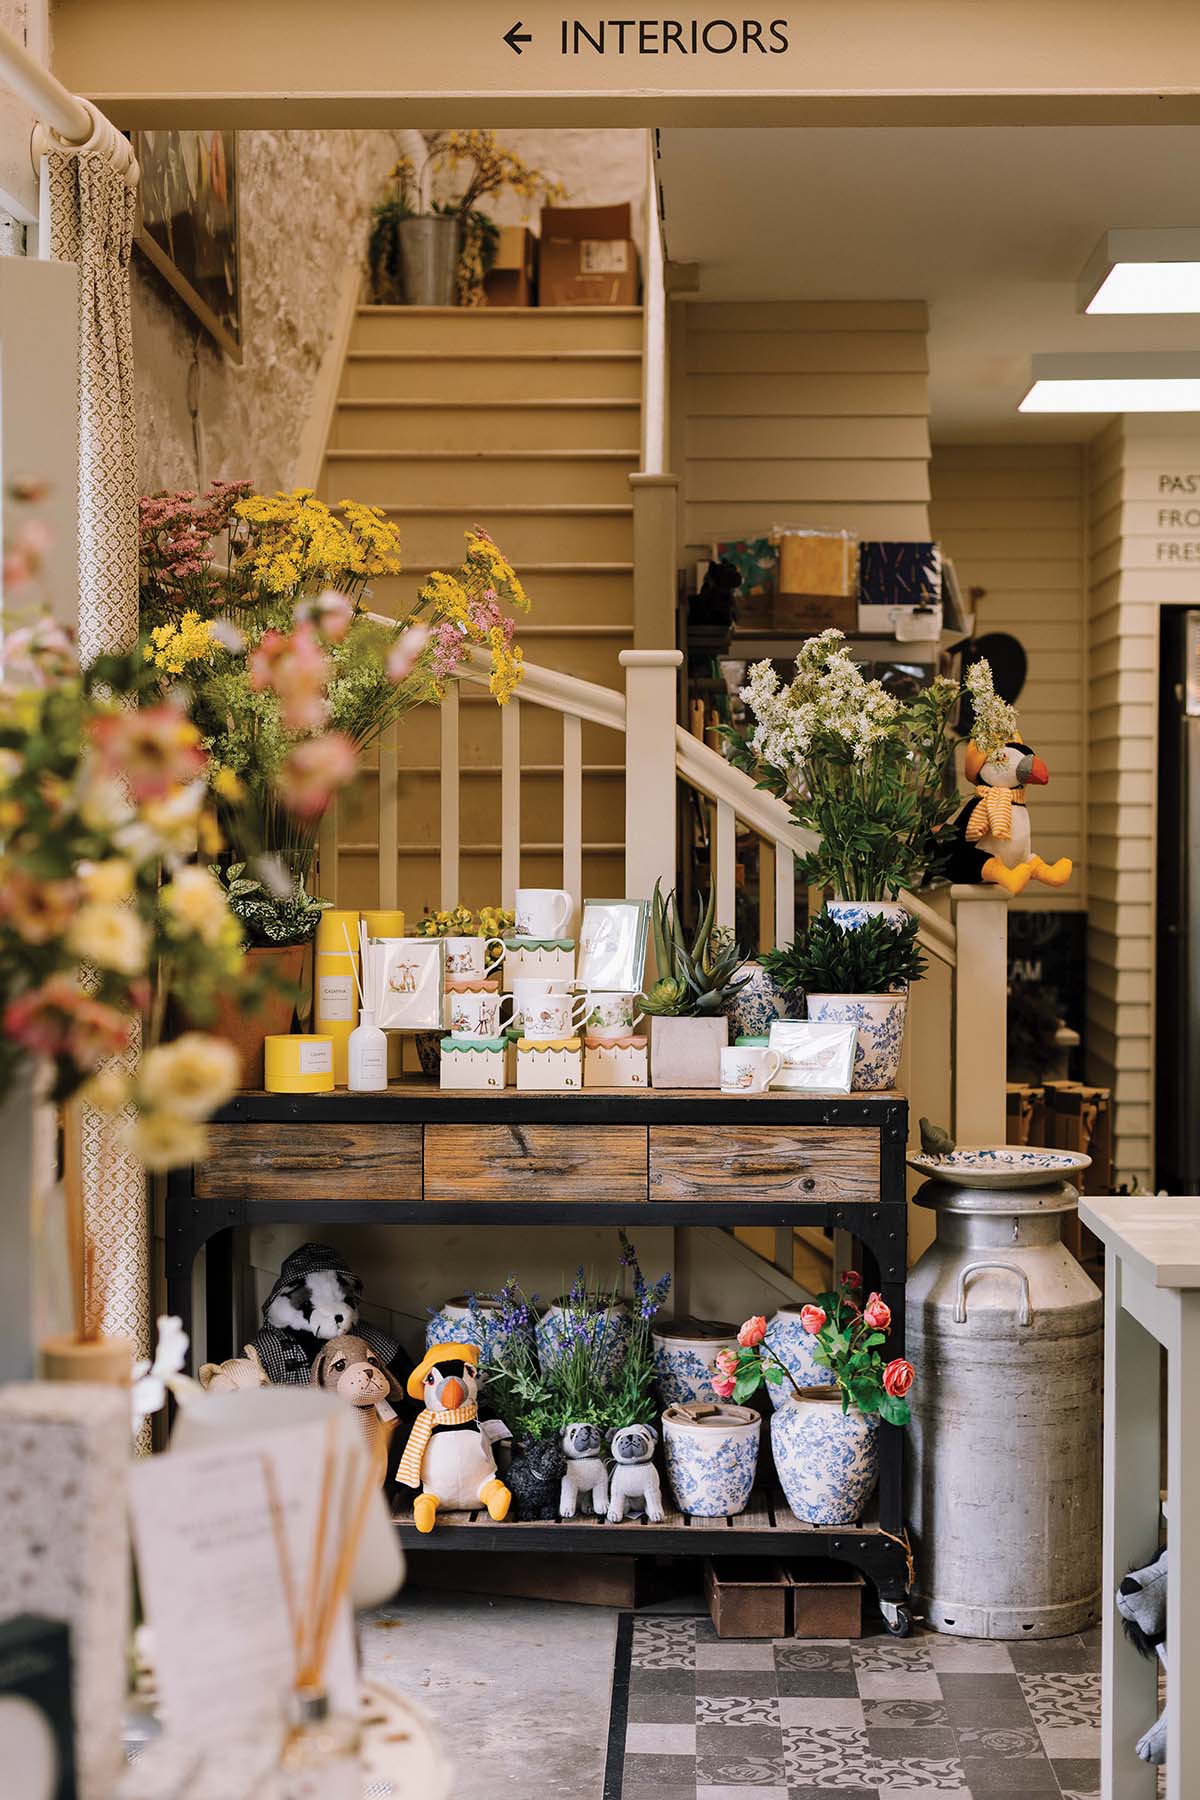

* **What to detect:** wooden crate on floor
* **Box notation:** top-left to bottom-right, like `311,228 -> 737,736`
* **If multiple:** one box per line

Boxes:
1042,1080 -> 1112,1263
1006,1083 -> 1047,1147
407,1551 -> 649,1609
705,1558 -> 790,1638
786,1557 -> 865,1638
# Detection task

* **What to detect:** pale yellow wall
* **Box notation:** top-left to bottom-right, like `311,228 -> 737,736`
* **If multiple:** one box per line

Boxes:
929,443 -> 1088,909
0,0 -> 40,223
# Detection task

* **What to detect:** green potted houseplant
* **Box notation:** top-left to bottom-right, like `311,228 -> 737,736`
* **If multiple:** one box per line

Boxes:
637,882 -> 750,1089
772,910 -> 926,1091
207,864 -> 328,1085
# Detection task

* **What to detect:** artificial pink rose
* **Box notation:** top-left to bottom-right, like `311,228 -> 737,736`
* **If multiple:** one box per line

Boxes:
863,1292 -> 892,1333
882,1358 -> 915,1398
387,622 -> 431,684
737,1315 -> 767,1348
713,1348 -> 739,1378
799,1305 -> 827,1335
711,1374 -> 736,1400
841,1270 -> 862,1290
275,732 -> 357,818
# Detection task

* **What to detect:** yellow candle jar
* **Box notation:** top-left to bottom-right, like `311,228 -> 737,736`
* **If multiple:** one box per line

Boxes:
314,909 -> 361,1085
264,1034 -> 336,1093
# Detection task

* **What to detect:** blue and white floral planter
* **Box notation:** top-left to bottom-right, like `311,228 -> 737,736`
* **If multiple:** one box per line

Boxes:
725,961 -> 802,1042
805,991 -> 907,1091
827,899 -> 908,933
536,1298 -> 631,1377
763,1306 -> 838,1408
771,1390 -> 880,1525
424,1295 -> 534,1365
652,1320 -> 737,1409
662,1402 -> 760,1516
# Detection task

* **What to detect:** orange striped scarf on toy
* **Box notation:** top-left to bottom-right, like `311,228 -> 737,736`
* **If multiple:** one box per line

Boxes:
396,1402 -> 479,1489
965,785 -> 1025,844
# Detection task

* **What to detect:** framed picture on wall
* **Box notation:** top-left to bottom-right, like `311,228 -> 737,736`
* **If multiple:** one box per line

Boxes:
132,130 -> 242,362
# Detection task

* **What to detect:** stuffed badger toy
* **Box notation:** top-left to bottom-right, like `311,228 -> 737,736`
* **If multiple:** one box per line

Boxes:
249,1242 -> 414,1396
1117,1546 -> 1169,1765
397,1342 -> 512,1533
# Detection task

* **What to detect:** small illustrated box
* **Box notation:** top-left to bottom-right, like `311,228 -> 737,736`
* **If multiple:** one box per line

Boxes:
439,1035 -> 507,1091
584,1036 -> 648,1088
516,1036 -> 582,1091
503,937 -> 575,985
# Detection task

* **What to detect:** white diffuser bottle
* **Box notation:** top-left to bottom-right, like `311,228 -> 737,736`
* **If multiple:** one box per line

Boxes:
347,1008 -> 388,1092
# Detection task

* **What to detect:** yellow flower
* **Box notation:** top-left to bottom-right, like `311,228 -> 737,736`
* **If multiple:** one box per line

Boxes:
139,1032 -> 241,1121
81,1067 -> 131,1114
144,610 -> 216,675
69,904 -> 149,976
123,1108 -> 209,1172
211,766 -> 245,803
162,865 -> 234,947
0,799 -> 24,832
78,858 -> 135,905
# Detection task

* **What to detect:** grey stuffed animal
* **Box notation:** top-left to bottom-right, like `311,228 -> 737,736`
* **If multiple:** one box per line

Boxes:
1116,1546 -> 1168,1765
559,1422 -> 609,1518
606,1422 -> 664,1523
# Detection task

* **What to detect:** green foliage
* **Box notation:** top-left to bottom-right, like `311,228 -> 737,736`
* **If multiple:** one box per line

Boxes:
638,880 -> 750,1017
772,910 -> 926,997
209,862 -> 329,948
367,193 -> 412,303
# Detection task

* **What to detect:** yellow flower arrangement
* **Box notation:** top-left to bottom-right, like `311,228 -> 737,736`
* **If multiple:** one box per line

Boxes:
232,490 -> 403,599
143,609 -> 215,674
416,903 -> 516,939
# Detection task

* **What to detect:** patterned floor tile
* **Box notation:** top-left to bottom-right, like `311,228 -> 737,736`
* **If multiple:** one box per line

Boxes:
1016,1671 -> 1101,1728
938,1672 -> 1034,1727
924,1638 -> 1014,1674
782,1724 -> 876,1789
627,1684 -> 698,1724
855,1672 -> 943,1702
861,1700 -> 948,1730
1050,1756 -> 1101,1800
778,1643 -> 855,1673
699,1694 -> 783,1728
625,1722 -> 697,1756
851,1640 -> 935,1673
954,1723 -> 1058,1792
864,1726 -> 959,1765
697,1787 -> 789,1800
697,1641 -> 781,1670
1033,1723 -> 1102,1762
621,1749 -> 698,1785
697,1731 -> 787,1788
631,1617 -> 698,1669
870,1760 -> 969,1793
1007,1634 -> 1102,1675
779,1698 -> 865,1731
787,1789 -> 881,1800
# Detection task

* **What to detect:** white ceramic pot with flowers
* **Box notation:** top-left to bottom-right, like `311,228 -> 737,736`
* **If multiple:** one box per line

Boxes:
784,909 -> 927,1093
715,1278 -> 915,1526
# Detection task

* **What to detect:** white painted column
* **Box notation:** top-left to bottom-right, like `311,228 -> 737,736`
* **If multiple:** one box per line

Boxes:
950,885 -> 1008,1145
620,648 -> 682,902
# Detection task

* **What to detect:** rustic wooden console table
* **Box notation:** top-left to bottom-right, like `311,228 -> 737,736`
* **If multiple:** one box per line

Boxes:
167,1083 -> 913,1631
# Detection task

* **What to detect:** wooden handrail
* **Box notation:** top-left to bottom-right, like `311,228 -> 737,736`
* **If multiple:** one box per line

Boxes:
456,644 -> 625,732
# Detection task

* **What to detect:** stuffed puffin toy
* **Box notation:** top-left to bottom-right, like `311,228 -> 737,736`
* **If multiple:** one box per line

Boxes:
946,737 -> 1073,897
397,1342 -> 512,1533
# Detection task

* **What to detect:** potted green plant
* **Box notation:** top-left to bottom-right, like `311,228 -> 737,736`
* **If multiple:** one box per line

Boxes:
716,1278 -> 914,1525
638,882 -> 750,1088
207,864 -> 327,1085
774,910 -> 926,1091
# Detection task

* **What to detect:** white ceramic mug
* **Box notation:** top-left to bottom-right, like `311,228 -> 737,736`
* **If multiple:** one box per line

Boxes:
583,991 -> 645,1040
520,990 -> 588,1042
442,935 -> 505,983
447,988 -> 514,1040
514,886 -> 574,939
720,1045 -> 783,1094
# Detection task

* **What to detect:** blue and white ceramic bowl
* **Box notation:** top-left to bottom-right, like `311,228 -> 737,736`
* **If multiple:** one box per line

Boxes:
827,899 -> 908,933
805,992 -> 907,1091
652,1319 -> 738,1409
662,1403 -> 760,1517
907,1146 -> 1092,1190
536,1298 -> 631,1377
725,961 -> 802,1042
763,1306 -> 838,1408
771,1390 -> 880,1525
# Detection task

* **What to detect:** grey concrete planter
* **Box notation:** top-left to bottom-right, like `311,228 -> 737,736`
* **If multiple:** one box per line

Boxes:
650,1015 -> 728,1089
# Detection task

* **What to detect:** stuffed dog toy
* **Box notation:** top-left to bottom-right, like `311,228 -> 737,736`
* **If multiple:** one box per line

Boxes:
310,1334 -> 405,1488
559,1421 -> 609,1519
1116,1546 -> 1168,1764
606,1422 -> 664,1523
198,1343 -> 268,1394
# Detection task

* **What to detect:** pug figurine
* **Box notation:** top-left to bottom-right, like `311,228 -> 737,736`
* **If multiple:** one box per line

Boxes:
606,1422 -> 664,1524
558,1421 -> 609,1519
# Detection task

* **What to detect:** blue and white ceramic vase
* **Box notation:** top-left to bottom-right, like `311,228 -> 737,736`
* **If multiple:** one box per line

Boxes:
725,960 -> 801,1041
652,1319 -> 737,1409
536,1297 -> 631,1377
662,1402 -> 760,1517
827,899 -> 908,933
762,1305 -> 838,1408
771,1389 -> 880,1525
805,992 -> 907,1091
424,1294 -> 533,1365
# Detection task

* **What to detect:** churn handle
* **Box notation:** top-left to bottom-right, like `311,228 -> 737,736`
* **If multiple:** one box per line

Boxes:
952,1260 -> 1033,1327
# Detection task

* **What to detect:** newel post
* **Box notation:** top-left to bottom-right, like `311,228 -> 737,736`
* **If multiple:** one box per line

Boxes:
620,648 -> 682,904
951,885 -> 1009,1146
629,472 -> 680,649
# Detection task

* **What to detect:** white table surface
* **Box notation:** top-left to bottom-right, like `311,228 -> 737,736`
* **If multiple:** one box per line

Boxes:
1079,1195 -> 1200,1288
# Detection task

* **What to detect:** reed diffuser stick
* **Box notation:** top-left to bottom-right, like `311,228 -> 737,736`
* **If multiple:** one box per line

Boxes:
299,1419 -> 338,1676
306,1449 -> 377,1688
260,1452 -> 302,1683
340,923 -> 365,1009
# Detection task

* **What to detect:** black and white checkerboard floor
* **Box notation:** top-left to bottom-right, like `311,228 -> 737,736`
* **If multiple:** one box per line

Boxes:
608,1613 -> 1101,1800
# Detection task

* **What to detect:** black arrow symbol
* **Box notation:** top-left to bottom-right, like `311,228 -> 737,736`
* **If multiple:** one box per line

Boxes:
504,19 -> 532,54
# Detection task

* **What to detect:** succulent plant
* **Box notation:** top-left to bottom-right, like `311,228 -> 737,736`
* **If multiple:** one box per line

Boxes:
638,880 -> 751,1017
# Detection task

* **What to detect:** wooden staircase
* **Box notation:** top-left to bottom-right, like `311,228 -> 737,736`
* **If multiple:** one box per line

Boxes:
320,303 -> 643,919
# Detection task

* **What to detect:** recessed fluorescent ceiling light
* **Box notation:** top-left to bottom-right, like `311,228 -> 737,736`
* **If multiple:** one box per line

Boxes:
1020,353 -> 1200,413
1079,228 -> 1200,313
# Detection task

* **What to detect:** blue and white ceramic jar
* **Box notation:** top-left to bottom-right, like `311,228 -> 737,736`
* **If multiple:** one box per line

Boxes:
662,1402 -> 760,1517
425,1294 -> 514,1358
805,991 -> 907,1091
763,1305 -> 838,1408
652,1318 -> 737,1409
724,960 -> 802,1042
770,1389 -> 880,1525
827,899 -> 908,933
536,1296 -> 631,1377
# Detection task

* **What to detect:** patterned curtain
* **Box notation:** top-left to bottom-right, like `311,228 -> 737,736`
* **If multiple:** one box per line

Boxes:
45,147 -> 149,1383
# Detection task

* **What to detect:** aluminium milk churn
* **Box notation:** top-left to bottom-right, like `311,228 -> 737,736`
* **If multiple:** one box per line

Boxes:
906,1177 -> 1102,1637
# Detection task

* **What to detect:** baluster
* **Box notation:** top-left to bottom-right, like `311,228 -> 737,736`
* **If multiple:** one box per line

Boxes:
317,796 -> 339,903
774,840 -> 796,948
562,710 -> 582,920
715,799 -> 736,930
501,695 -> 521,909
377,721 -> 399,908
758,838 -> 774,952
439,684 -> 460,909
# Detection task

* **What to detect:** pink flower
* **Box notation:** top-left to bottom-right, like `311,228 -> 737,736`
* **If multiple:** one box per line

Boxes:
275,732 -> 357,819
841,1270 -> 862,1290
386,622 -> 431,684
799,1305 -> 827,1335
737,1315 -> 767,1348
863,1293 -> 892,1333
313,589 -> 354,643
882,1358 -> 915,1398
711,1374 -> 736,1400
89,705 -> 205,802
713,1348 -> 739,1379
248,623 -> 330,733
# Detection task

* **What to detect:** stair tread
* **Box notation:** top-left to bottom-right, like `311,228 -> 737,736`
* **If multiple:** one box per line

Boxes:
337,398 -> 640,410
378,502 -> 633,515
381,562 -> 633,573
346,350 -> 640,363
357,305 -> 643,317
326,448 -> 639,462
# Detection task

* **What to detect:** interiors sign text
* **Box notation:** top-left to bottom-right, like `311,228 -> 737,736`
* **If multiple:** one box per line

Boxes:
504,18 -> 791,54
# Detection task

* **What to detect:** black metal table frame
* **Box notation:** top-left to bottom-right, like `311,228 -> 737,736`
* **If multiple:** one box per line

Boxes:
165,1088 -> 912,1630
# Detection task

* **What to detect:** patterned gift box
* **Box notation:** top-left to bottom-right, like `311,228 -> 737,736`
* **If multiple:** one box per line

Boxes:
502,937 -> 575,985
774,528 -> 859,597
515,1036 -> 582,1091
857,540 -> 942,633
439,1034 -> 507,1090
583,1034 -> 648,1088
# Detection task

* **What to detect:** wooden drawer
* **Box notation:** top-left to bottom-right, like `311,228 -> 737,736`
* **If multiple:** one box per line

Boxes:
196,1122 -> 423,1201
424,1124 -> 647,1203
649,1126 -> 878,1204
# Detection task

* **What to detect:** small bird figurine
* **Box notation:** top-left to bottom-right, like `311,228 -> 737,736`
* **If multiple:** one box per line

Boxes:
919,1117 -> 956,1159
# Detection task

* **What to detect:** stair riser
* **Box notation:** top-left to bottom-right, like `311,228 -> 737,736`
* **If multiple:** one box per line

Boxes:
379,512 -> 633,565
369,708 -> 622,768
343,768 -> 626,843
369,569 -> 633,626
341,357 -> 641,402
330,404 -> 640,454
335,852 -> 624,919
351,307 -> 643,355
320,456 -> 637,508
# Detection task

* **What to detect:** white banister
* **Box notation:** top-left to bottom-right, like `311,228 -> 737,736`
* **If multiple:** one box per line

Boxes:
774,839 -> 796,949
500,696 -> 521,908
714,800 -> 736,931
378,721 -> 399,908
456,644 -> 624,732
641,131 -> 667,478
951,886 -> 1009,1144
619,648 -> 682,902
562,711 -> 583,914
439,683 -> 460,909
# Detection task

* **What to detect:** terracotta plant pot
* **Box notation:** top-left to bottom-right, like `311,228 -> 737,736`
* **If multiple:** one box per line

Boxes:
211,943 -> 306,1089
649,1014 -> 729,1089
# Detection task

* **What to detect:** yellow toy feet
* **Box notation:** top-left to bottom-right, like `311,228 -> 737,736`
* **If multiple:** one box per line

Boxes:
980,856 -> 1032,896
413,1492 -> 440,1534
1031,855 -> 1073,888
480,1477 -> 511,1522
